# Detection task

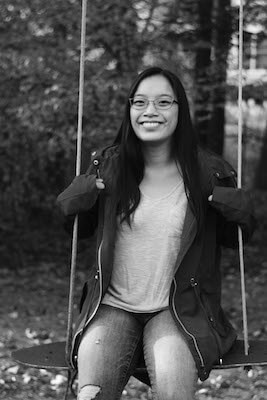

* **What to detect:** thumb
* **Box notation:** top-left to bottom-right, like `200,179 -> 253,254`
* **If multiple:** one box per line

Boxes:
96,178 -> 105,190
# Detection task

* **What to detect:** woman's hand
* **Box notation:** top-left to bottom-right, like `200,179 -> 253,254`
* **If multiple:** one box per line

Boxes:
96,178 -> 105,190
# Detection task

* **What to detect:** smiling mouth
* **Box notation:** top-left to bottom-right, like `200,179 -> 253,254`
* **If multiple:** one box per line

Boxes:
140,122 -> 162,128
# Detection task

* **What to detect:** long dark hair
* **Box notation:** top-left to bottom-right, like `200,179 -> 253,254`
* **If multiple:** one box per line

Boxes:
113,67 -> 205,236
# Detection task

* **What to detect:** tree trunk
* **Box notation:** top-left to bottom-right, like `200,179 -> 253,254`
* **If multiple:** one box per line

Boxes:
208,0 -> 232,155
194,0 -> 232,155
194,0 -> 213,147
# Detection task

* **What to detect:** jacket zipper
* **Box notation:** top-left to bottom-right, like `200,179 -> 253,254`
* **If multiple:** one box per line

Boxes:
190,277 -> 223,365
71,240 -> 103,368
171,278 -> 206,370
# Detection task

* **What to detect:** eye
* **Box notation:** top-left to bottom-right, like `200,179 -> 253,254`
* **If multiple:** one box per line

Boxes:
156,97 -> 173,108
133,98 -> 146,107
158,100 -> 172,107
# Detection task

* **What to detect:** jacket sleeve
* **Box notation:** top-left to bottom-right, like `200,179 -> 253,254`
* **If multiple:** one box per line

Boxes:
56,152 -> 100,239
56,145 -> 119,216
56,145 -> 106,217
209,186 -> 256,247
63,201 -> 99,239
56,172 -> 99,217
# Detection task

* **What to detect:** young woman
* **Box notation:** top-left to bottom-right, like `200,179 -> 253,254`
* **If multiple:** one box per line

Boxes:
57,67 -> 255,400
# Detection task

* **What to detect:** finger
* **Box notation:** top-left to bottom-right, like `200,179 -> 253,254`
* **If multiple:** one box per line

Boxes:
96,181 -> 105,190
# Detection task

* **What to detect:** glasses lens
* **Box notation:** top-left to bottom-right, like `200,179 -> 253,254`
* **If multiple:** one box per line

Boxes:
155,96 -> 173,109
130,96 -> 176,110
131,97 -> 147,109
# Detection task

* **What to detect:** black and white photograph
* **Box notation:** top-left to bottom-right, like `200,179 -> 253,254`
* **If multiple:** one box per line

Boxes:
1,1 -> 267,399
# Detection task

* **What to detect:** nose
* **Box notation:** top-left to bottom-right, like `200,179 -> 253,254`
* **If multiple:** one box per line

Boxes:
143,100 -> 158,115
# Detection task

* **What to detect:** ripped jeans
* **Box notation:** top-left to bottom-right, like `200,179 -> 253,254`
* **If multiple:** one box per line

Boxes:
77,304 -> 197,400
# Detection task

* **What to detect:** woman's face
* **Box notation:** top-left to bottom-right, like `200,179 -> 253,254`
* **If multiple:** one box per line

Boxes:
130,75 -> 178,146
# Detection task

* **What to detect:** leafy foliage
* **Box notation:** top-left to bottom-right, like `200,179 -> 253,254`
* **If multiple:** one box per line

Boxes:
0,1 -> 145,259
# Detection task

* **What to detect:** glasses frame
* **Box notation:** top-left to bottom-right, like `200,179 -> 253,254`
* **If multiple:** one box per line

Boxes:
129,96 -> 178,111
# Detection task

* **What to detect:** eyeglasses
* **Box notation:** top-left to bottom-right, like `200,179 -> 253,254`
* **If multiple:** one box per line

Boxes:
129,95 -> 178,110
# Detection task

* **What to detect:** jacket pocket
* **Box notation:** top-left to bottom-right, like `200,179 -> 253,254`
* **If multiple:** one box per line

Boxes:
200,291 -> 232,338
190,278 -> 223,361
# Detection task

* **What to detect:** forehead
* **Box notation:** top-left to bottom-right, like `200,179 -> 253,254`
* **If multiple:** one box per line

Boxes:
134,75 -> 175,97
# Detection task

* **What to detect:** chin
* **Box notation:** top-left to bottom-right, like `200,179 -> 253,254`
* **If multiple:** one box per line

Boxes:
139,135 -> 171,146
137,134 -> 161,142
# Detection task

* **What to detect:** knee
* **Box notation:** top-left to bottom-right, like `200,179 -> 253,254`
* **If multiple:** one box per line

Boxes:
77,384 -> 101,400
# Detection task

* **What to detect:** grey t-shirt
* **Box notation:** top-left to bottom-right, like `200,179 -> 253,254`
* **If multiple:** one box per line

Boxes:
102,179 -> 188,313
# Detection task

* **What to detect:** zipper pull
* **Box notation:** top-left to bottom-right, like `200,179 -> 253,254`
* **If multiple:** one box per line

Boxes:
190,278 -> 200,299
200,366 -> 208,379
190,277 -> 198,287
96,167 -> 101,179
93,159 -> 101,177
91,154 -> 103,182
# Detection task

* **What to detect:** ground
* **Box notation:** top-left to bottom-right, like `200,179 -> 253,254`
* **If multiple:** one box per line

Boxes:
1,191 -> 267,400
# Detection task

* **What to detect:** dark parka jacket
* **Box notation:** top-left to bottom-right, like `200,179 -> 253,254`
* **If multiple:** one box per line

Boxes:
57,144 -> 255,382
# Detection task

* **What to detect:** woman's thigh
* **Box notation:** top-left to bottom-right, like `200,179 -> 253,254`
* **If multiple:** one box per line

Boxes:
78,304 -> 142,400
143,309 -> 198,400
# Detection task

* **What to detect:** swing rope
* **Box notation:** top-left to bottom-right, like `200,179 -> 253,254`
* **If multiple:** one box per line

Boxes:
237,0 -> 249,356
65,0 -> 88,368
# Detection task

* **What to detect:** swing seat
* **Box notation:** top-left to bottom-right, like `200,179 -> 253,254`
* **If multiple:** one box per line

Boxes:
12,339 -> 267,384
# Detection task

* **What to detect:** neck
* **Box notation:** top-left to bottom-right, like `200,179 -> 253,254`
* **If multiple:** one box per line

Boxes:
142,141 -> 173,168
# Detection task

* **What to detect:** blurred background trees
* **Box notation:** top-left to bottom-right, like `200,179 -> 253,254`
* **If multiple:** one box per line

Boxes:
1,0 -> 267,267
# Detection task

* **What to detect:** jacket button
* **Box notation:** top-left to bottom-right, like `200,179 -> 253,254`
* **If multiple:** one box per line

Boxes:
209,316 -> 214,322
94,274 -> 99,280
91,151 -> 96,156
74,355 -> 78,361
215,172 -> 220,177
93,159 -> 99,166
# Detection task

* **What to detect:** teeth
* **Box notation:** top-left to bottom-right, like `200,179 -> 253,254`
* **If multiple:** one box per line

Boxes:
142,122 -> 160,127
